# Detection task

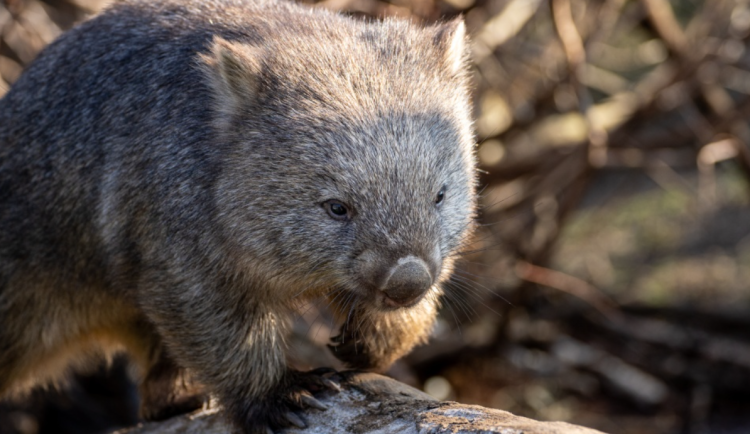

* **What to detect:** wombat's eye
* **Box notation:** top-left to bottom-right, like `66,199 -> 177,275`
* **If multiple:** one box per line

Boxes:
323,200 -> 350,221
435,187 -> 446,205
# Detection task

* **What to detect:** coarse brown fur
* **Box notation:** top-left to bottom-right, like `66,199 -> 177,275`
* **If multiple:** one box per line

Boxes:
0,0 -> 476,432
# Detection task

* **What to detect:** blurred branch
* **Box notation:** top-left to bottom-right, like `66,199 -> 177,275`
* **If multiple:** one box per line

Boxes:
641,0 -> 689,58
551,0 -> 607,167
515,260 -> 619,319
472,0 -> 544,63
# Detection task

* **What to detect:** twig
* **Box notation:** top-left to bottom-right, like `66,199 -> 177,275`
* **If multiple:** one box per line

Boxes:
551,0 -> 608,167
514,260 -> 620,320
641,0 -> 689,58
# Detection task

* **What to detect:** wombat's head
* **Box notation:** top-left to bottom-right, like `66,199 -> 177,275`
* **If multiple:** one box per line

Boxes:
205,13 -> 475,311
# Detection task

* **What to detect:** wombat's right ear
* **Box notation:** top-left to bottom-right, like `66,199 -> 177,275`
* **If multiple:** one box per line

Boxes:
199,36 -> 262,108
433,18 -> 468,79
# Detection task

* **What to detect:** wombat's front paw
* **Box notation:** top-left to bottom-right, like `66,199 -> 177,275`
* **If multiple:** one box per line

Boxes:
329,333 -> 384,370
236,368 -> 341,434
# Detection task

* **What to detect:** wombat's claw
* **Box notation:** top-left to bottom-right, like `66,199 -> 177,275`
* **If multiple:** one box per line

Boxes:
321,378 -> 341,392
284,412 -> 307,429
300,393 -> 328,410
294,369 -> 341,394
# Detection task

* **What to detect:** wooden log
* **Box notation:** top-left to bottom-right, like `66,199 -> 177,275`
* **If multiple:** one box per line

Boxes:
114,372 -> 605,434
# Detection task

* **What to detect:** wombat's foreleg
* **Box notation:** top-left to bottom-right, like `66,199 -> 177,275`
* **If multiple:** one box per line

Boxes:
329,291 -> 440,371
139,349 -> 207,421
140,279 -> 333,434
0,333 -> 19,397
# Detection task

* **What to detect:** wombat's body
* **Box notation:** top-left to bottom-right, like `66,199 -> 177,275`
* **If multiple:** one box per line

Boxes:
0,0 -> 476,432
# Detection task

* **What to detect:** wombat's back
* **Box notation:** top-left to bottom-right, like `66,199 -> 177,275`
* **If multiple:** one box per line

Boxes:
0,0 -> 322,289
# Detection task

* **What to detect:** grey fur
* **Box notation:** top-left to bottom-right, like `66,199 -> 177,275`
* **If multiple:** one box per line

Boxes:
0,0 -> 476,432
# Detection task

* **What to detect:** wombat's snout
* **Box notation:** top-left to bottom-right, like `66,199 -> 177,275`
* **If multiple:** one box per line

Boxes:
380,257 -> 433,307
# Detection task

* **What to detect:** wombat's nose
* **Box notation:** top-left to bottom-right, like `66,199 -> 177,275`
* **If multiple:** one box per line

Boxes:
381,257 -> 433,307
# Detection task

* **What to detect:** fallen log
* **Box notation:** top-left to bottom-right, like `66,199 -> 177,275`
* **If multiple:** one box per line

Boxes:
115,372 -> 605,434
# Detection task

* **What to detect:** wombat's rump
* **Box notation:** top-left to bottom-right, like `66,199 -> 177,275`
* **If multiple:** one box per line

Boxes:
0,0 -> 476,432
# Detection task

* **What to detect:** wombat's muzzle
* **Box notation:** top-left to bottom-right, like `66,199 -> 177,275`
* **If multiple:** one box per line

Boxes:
380,257 -> 433,307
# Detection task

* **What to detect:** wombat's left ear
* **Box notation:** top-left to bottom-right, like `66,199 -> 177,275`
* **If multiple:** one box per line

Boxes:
199,36 -> 263,111
433,17 -> 467,77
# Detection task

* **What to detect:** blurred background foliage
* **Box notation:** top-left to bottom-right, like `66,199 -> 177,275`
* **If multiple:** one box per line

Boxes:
3,0 -> 750,433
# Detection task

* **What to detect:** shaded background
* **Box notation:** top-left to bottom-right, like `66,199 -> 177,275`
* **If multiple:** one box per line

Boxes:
2,0 -> 750,433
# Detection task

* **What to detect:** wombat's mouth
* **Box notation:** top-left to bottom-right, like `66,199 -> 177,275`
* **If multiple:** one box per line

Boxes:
374,289 -> 426,311
380,291 -> 423,309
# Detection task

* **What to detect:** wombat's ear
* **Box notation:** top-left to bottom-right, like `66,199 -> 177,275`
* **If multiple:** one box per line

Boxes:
433,17 -> 468,78
200,36 -> 262,108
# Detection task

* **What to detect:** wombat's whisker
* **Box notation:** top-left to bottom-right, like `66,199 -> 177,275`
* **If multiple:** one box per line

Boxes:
478,192 -> 522,212
296,295 -> 322,318
456,230 -> 500,247
441,297 -> 465,335
301,287 -> 345,338
442,287 -> 477,318
475,184 -> 490,198
445,220 -> 481,243
323,288 -> 352,326
342,299 -> 357,343
451,246 -> 507,257
447,285 -> 503,319
475,220 -> 509,228
452,272 -> 509,303
448,276 -> 509,314
331,292 -> 356,342
327,290 -> 355,340
453,268 -> 491,281
453,259 -> 494,268
291,259 -> 330,298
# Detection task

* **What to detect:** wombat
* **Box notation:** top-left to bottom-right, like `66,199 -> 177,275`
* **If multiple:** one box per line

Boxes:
0,0 -> 476,432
